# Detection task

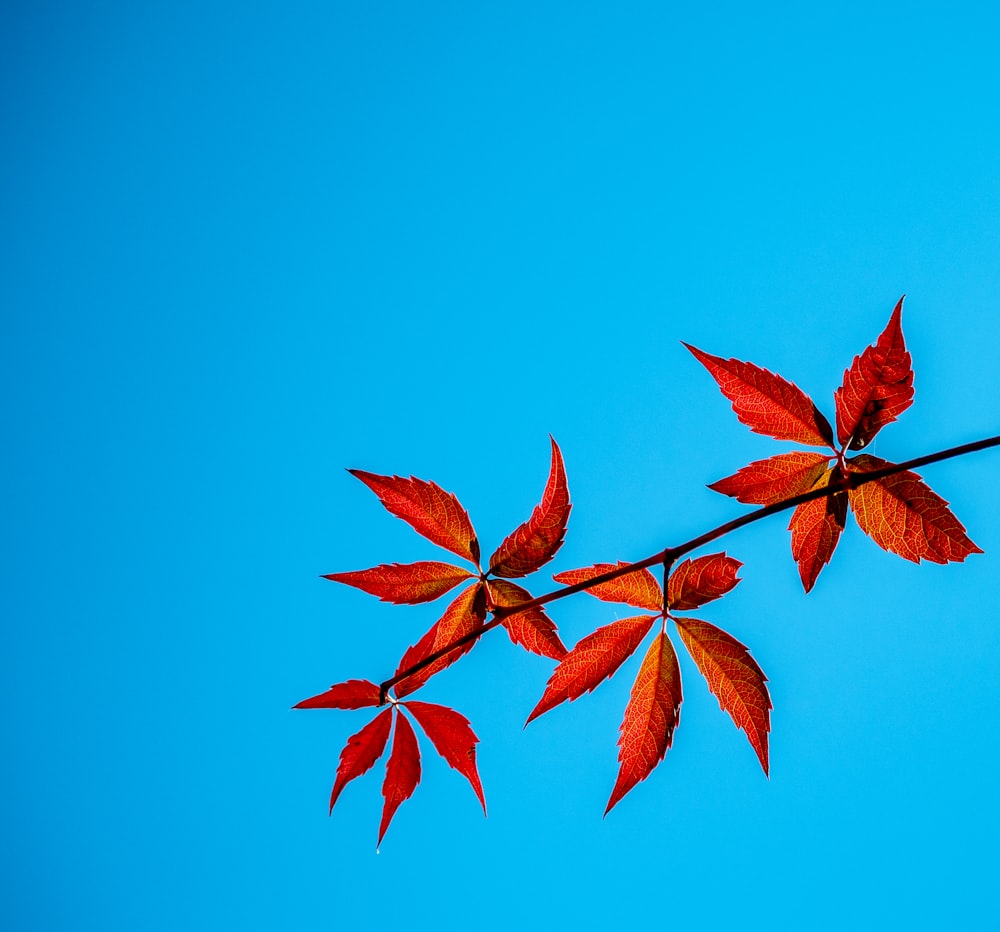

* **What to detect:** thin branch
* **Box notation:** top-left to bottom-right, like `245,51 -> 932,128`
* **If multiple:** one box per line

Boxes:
377,434 -> 1000,703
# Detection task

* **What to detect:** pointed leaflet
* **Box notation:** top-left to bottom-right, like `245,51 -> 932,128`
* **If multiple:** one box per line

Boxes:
329,707 -> 393,813
526,616 -> 657,724
606,632 -> 682,815
709,451 -> 832,505
674,618 -> 770,775
835,298 -> 914,450
324,562 -> 474,604
378,710 -> 421,846
667,553 -> 742,611
392,583 -> 486,699
490,437 -> 572,578
488,579 -> 567,660
406,700 -> 486,814
847,454 -> 982,564
684,343 -> 835,448
294,678 -> 381,710
788,464 -> 847,592
553,562 -> 662,612
349,470 -> 480,565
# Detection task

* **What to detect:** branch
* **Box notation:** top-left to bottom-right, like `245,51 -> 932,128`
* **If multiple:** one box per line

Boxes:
377,434 -> 1000,703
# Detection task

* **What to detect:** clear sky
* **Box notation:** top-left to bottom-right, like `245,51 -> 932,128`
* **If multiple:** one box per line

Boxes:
3,2 -> 999,930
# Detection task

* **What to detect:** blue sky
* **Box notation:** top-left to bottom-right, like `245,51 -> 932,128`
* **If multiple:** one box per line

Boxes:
3,2 -> 999,929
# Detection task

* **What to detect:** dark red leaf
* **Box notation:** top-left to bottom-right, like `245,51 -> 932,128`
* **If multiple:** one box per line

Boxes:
324,562 -> 474,604
674,618 -> 770,775
667,553 -> 742,610
684,343 -> 835,448
553,562 -> 662,612
349,470 -> 480,565
488,579 -> 567,660
490,437 -> 572,578
526,616 -> 657,724
294,679 -> 381,710
606,632 -> 682,815
392,583 -> 486,699
406,701 -> 486,814
788,464 -> 847,592
835,297 -> 914,450
848,455 -> 982,563
378,711 -> 421,846
329,707 -> 393,814
709,451 -> 833,505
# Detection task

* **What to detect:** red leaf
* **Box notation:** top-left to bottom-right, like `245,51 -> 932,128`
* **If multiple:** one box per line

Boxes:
406,701 -> 486,814
294,678 -> 381,710
329,707 -> 393,814
605,632 -> 682,815
392,583 -> 486,699
349,470 -> 480,565
667,553 -> 742,610
378,711 -> 421,846
835,297 -> 914,450
709,451 -> 832,505
848,455 -> 982,563
490,437 -> 572,578
324,562 -> 474,604
526,616 -> 657,724
674,618 -> 770,775
788,464 -> 847,592
488,579 -> 567,660
684,343 -> 835,448
553,562 -> 662,612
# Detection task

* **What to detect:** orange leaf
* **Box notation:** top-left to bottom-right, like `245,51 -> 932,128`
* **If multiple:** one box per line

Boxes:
294,678 -> 381,710
378,711 -> 421,846
490,437 -> 572,578
349,470 -> 480,565
605,632 -> 682,814
667,553 -> 742,610
674,618 -> 770,775
709,451 -> 832,505
406,701 -> 486,814
329,707 -> 393,814
848,455 -> 982,563
526,616 -> 656,724
684,343 -> 835,448
392,583 -> 486,699
324,562 -> 474,604
489,579 -> 567,660
553,562 -> 662,612
835,297 -> 914,450
788,464 -> 847,592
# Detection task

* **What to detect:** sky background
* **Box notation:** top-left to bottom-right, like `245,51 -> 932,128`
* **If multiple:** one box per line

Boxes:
3,2 -> 1000,930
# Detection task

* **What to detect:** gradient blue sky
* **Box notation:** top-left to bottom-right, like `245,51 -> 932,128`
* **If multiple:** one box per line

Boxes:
3,3 -> 1000,930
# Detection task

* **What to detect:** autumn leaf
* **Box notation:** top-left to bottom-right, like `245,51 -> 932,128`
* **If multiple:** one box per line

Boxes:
324,562 -> 474,604
553,562 -> 663,612
835,297 -> 914,450
406,700 -> 486,814
666,553 -> 742,610
709,451 -> 832,505
526,616 -> 657,724
378,711 -> 421,846
488,579 -> 567,660
329,707 -> 393,814
393,583 -> 487,699
674,617 -> 770,775
788,465 -> 848,592
683,343 -> 835,448
848,455 -> 982,563
489,437 -> 571,578
349,470 -> 480,565
605,632 -> 682,814
294,678 -> 381,710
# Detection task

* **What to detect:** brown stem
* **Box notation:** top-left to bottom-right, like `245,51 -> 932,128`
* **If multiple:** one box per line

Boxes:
377,434 -> 1000,703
